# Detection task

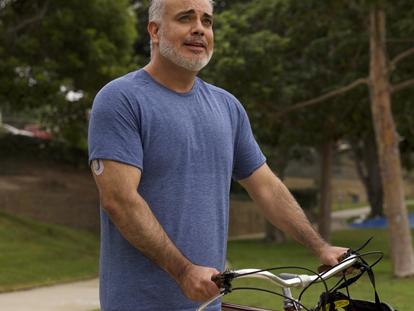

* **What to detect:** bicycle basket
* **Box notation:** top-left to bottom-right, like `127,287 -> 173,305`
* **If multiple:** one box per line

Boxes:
316,291 -> 396,311
315,255 -> 397,311
314,238 -> 398,311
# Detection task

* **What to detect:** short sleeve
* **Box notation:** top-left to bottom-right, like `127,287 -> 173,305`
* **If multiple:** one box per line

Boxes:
88,80 -> 144,171
232,105 -> 266,180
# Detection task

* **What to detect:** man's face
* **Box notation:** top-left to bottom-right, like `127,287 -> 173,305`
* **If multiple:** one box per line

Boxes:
155,0 -> 214,72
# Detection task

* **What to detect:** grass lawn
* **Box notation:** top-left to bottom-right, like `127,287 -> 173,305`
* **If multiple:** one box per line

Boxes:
332,201 -> 367,211
225,229 -> 414,310
0,211 -> 99,292
408,200 -> 414,212
2,209 -> 413,311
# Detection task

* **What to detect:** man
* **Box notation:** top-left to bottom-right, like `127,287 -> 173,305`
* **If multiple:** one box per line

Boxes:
88,0 -> 347,310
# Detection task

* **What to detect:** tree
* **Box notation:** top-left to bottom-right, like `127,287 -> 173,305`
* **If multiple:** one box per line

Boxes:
276,1 -> 414,276
0,0 -> 137,149
368,5 -> 414,277
208,0 -> 414,275
202,0 -> 298,243
207,0 -> 368,242
350,126 -> 384,217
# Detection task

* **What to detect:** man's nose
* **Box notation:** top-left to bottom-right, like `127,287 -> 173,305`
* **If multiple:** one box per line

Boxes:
191,18 -> 205,36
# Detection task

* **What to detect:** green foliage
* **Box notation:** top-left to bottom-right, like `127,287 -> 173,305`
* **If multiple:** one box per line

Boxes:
206,0 -> 414,170
205,0 -> 289,105
0,0 -> 137,149
0,211 -> 99,292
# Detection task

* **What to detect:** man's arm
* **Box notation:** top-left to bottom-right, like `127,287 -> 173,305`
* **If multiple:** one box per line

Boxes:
92,160 -> 220,301
239,163 -> 347,266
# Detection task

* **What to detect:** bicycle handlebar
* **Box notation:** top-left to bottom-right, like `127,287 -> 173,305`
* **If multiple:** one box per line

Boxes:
196,254 -> 359,311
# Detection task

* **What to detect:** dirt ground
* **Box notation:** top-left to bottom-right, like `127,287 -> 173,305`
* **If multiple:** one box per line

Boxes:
0,157 -> 100,232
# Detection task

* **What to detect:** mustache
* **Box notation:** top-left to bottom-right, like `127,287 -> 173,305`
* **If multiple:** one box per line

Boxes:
184,37 -> 208,48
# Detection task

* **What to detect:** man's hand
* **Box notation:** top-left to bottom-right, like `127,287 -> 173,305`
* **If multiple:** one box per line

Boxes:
318,245 -> 349,267
178,264 -> 221,302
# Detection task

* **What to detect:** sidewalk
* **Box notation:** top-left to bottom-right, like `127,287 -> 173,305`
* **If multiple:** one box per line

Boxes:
332,206 -> 370,220
0,279 -> 99,311
331,206 -> 370,229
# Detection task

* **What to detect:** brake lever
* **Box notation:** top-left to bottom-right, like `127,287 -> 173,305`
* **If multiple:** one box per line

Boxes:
211,270 -> 237,294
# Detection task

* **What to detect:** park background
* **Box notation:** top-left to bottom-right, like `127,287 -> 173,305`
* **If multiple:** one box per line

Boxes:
1,0 -> 414,310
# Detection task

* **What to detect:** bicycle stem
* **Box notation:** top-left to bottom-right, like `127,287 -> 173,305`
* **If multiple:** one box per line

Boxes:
282,288 -> 300,311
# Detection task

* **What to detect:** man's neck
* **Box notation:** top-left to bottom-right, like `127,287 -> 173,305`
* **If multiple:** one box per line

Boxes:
144,58 -> 198,93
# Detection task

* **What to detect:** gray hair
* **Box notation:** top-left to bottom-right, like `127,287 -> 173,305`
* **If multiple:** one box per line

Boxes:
148,0 -> 215,55
149,0 -> 215,23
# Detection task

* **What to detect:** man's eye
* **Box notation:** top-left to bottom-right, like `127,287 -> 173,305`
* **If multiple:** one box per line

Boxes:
203,19 -> 213,26
179,16 -> 190,22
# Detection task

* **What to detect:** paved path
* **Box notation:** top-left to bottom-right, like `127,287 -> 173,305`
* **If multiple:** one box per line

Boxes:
331,206 -> 370,230
332,206 -> 370,220
331,201 -> 414,222
0,279 -> 99,311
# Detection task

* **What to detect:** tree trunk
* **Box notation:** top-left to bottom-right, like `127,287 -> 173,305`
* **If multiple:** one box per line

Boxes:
265,221 -> 286,243
352,129 -> 384,217
369,7 -> 414,277
318,140 -> 333,242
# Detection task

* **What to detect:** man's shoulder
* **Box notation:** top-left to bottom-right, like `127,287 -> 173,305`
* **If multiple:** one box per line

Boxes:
92,70 -> 154,111
199,79 -> 238,102
200,79 -> 241,106
96,70 -> 146,96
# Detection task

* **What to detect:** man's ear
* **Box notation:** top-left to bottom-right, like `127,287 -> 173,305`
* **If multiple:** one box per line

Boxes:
148,21 -> 160,45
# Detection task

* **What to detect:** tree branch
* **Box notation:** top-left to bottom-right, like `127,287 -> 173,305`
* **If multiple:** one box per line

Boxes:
391,78 -> 414,93
265,48 -> 413,118
276,78 -> 369,117
387,38 -> 414,44
389,47 -> 414,70
6,1 -> 49,35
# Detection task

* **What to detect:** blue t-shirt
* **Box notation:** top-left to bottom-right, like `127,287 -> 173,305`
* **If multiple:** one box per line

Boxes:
88,69 -> 266,311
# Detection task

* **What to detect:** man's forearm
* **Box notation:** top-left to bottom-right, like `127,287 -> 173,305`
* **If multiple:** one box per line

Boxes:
264,185 -> 328,254
103,194 -> 191,282
241,164 -> 347,266
250,173 -> 329,255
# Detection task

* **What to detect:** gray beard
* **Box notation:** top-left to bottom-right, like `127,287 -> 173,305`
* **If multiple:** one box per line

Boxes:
159,37 -> 212,72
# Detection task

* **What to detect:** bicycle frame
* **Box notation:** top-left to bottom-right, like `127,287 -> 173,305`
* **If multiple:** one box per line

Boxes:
197,254 -> 359,311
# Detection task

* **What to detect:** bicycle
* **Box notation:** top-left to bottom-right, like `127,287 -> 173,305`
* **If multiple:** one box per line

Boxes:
197,240 -> 395,311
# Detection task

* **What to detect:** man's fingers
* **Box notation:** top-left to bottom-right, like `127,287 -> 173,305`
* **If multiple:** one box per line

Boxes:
205,269 -> 221,295
319,246 -> 349,266
179,265 -> 221,301
206,281 -> 220,296
211,273 -> 222,288
317,264 -> 331,273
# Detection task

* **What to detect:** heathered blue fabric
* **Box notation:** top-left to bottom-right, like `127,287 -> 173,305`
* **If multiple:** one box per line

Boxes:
88,69 -> 266,311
